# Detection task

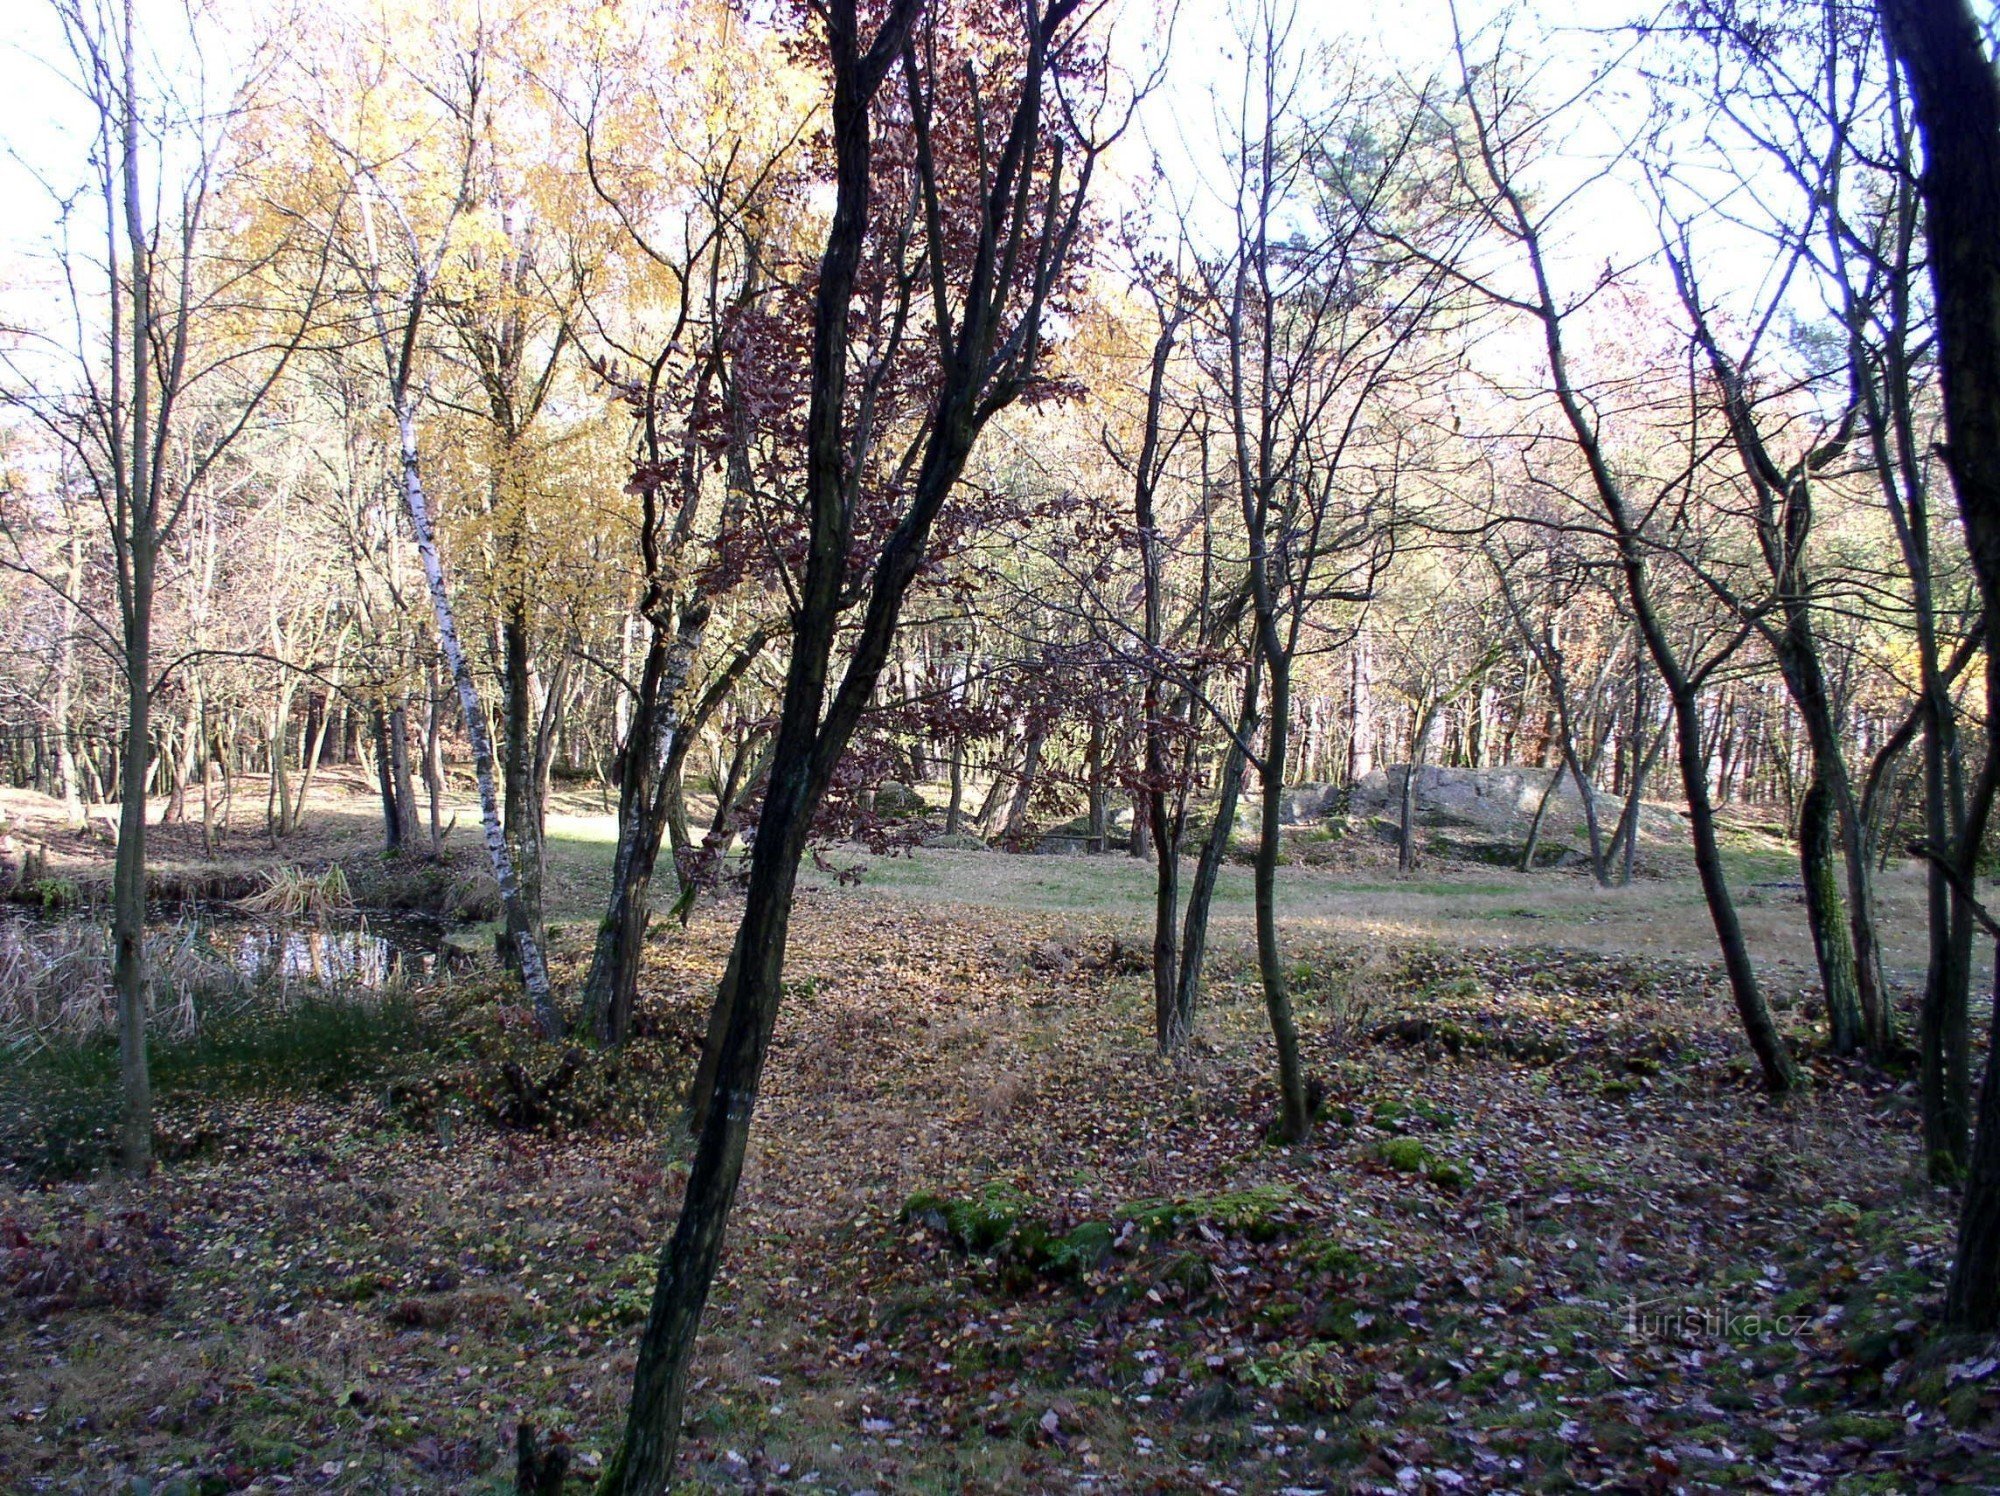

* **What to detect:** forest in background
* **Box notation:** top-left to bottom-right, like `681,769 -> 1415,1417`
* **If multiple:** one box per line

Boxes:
8,0 -> 2000,1489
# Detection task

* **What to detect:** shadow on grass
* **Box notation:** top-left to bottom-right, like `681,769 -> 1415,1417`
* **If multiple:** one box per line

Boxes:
0,990 -> 433,1180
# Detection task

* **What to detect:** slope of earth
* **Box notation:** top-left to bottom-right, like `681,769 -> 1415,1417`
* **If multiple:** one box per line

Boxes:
1,892 -> 1994,1493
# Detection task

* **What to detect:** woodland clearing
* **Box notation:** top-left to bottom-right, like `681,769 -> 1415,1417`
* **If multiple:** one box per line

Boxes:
1,781 -> 1994,1494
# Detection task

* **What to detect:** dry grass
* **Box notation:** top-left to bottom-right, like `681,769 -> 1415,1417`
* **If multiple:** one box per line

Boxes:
0,917 -> 254,1049
1,892 -> 1969,1493
234,864 -> 355,921
816,844 -> 1961,993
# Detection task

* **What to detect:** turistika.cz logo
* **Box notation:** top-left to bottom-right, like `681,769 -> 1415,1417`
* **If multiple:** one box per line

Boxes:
1622,1295 -> 1817,1342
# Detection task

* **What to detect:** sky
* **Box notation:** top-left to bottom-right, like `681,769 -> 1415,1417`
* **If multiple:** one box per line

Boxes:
0,0 -> 1882,379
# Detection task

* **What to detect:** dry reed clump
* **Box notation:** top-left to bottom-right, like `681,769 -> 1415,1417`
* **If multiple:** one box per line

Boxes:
234,863 -> 355,920
0,918 -> 259,1052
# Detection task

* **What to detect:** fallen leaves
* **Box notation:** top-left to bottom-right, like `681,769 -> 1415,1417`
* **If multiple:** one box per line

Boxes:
0,896 -> 1992,1492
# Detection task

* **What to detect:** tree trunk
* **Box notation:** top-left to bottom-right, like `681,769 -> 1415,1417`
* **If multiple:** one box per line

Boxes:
1086,715 -> 1107,853
582,603 -> 712,1046
601,0 -> 1071,1472
501,607 -> 547,971
999,723 -> 1045,841
1800,774 -> 1864,1054
945,740 -> 964,836
389,700 -> 421,854
1254,656 -> 1312,1142
1611,703 -> 1667,887
424,679 -> 447,853
1129,787 -> 1153,859
1668,674 -> 1799,1091
1174,654 -> 1260,1040
393,397 -> 559,1037
972,734 -> 1014,838
54,533 -> 85,825
268,686 -> 296,841
1880,0 -> 2000,1185
373,706 -> 402,855
1948,940 -> 2000,1328
113,563 -> 154,1177
1518,766 -> 1562,872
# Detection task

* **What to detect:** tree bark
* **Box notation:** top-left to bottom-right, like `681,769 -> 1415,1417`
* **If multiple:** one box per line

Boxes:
999,722 -> 1046,842
1174,654 -> 1260,1039
944,739 -> 964,835
112,555 -> 154,1176
110,0 -> 155,1177
1252,655 -> 1312,1143
393,398 -> 560,1037
389,700 -> 421,854
501,606 -> 547,970
1800,774 -> 1864,1054
1949,939 -> 2000,1328
372,706 -> 402,855
1880,0 -> 2000,1196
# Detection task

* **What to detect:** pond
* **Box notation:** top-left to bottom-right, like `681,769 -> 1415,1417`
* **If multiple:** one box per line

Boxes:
0,902 -> 455,1010
192,910 -> 451,987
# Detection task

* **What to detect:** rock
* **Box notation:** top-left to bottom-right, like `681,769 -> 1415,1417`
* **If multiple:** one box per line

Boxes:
872,781 -> 929,818
1347,765 -> 1685,841
920,830 -> 987,850
1279,782 -> 1341,824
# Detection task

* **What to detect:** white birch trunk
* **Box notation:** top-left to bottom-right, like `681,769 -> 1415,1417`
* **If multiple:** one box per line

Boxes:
394,398 -> 559,1035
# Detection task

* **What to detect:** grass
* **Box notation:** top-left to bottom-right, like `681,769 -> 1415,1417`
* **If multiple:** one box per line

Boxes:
808,843 -> 1962,993
235,863 -> 355,920
0,987 -> 432,1179
0,908 -> 435,1179
0,889 -> 1988,1493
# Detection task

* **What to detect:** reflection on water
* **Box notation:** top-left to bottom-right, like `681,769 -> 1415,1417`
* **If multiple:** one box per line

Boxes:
1,906 -> 449,992
207,917 -> 441,988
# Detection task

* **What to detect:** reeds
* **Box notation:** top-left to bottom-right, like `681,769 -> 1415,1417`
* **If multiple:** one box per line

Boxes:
235,863 -> 355,920
0,917 -> 252,1050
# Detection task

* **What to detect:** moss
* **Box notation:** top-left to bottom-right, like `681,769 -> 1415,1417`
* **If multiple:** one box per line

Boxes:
1371,1137 -> 1467,1191
1809,1413 -> 1899,1443
25,876 -> 82,910
1158,1251 -> 1215,1296
1374,1137 -> 1429,1173
1117,1184 -> 1304,1242
1297,1238 -> 1366,1277
1313,1296 -> 1395,1344
1046,1220 -> 1114,1277
900,1181 -> 1029,1254
1369,1098 -> 1457,1131
1945,1386 -> 1983,1428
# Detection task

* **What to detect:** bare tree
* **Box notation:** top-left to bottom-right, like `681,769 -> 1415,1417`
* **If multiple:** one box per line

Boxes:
0,0 -> 326,1170
1411,14 -> 1799,1090
1877,0 -> 2000,1331
1196,2 -> 1453,1139
599,0 -> 1118,1483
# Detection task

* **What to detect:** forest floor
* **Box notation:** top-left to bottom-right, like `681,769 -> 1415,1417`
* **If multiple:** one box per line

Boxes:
3,782 -> 1999,1493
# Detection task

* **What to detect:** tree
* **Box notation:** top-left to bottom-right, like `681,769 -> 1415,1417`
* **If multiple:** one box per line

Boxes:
1876,0 -> 2000,1332
1196,2 -> 1452,1140
599,0 -> 1116,1483
1415,16 -> 1800,1091
1,0 -> 324,1171
554,0 -> 810,1043
302,6 -> 562,1035
1653,0 -> 1942,1061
